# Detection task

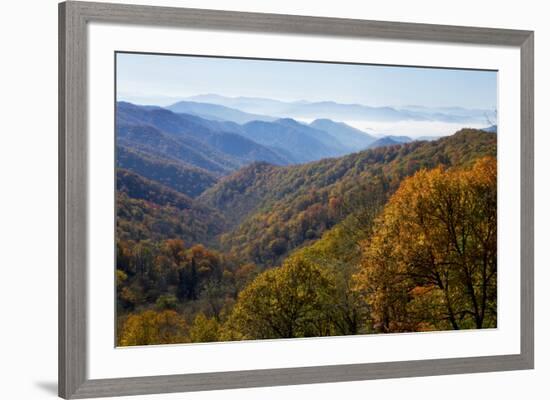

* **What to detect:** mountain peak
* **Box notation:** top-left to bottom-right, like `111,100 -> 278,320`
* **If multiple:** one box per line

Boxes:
275,117 -> 303,127
311,118 -> 334,124
367,137 -> 401,149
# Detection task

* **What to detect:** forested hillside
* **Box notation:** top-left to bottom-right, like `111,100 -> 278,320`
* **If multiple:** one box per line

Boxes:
202,129 -> 496,266
115,113 -> 497,346
117,145 -> 217,197
116,169 -> 226,245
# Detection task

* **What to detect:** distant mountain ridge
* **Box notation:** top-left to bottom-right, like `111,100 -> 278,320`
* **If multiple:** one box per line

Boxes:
384,135 -> 413,143
117,102 -> 375,170
309,119 -> 376,151
240,118 -> 350,163
117,102 -> 292,174
167,100 -> 275,124
186,94 -> 494,124
367,137 -> 401,149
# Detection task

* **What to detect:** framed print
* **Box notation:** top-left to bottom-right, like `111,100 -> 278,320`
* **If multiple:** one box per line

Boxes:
59,1 -> 534,398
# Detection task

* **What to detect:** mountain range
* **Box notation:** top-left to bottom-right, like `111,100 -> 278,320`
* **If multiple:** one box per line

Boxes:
116,101 -> 394,176
185,94 -> 494,124
167,100 -> 275,124
116,99 -> 496,206
117,102 -> 289,175
116,125 -> 497,264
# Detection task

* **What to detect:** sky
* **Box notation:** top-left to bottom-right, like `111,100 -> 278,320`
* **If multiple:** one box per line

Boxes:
116,52 -> 497,110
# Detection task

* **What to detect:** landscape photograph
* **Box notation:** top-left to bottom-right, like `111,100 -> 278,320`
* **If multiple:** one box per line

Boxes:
115,52 -> 498,346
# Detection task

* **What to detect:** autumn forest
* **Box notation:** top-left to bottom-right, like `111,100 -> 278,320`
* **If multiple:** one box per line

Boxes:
115,55 -> 498,346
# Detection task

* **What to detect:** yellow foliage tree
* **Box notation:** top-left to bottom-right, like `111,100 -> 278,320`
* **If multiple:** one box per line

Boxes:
354,157 -> 497,332
189,313 -> 220,343
225,257 -> 336,340
118,310 -> 188,346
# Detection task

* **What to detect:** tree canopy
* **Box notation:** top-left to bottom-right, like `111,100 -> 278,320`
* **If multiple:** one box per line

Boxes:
353,156 -> 497,332
225,257 -> 336,340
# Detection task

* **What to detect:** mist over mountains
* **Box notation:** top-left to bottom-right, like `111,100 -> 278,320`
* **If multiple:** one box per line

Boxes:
116,100 -> 381,176
117,95 -> 496,185
185,94 -> 495,125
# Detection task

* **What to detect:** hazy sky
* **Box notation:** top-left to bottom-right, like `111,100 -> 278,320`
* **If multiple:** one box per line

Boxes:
116,52 -> 497,110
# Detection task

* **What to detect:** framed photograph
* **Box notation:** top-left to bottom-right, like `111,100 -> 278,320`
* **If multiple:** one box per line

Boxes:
59,1 -> 534,398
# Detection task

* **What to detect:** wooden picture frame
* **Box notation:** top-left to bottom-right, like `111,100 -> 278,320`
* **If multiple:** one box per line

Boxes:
59,1 -> 534,398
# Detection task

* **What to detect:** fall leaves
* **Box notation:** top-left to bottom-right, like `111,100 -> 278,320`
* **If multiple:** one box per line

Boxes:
117,155 -> 497,346
119,310 -> 188,346
353,157 -> 497,332
227,258 -> 336,339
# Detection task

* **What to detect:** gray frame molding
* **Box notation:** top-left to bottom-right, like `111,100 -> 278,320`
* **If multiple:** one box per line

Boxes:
59,1 -> 534,398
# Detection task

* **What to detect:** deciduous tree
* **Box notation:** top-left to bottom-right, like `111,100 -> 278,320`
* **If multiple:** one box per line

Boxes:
119,310 -> 188,346
226,258 -> 335,339
354,157 -> 497,332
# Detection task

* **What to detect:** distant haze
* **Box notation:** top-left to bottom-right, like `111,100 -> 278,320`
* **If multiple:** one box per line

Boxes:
117,52 -> 497,138
180,95 -> 494,138
299,119 -> 488,138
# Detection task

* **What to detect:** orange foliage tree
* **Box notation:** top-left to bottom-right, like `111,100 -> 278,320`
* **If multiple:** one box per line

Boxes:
354,157 -> 497,332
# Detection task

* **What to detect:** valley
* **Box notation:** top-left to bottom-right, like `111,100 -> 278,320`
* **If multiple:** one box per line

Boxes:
115,98 -> 497,346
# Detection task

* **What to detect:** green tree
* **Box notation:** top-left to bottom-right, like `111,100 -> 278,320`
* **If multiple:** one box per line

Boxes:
226,258 -> 335,340
155,294 -> 178,310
